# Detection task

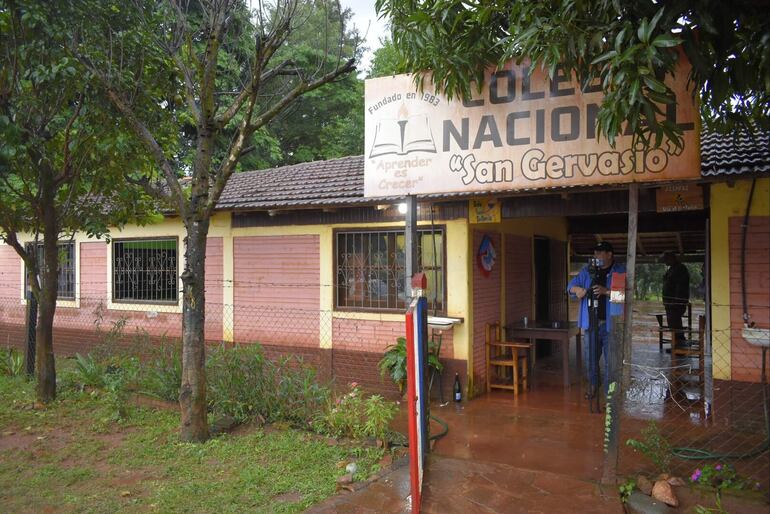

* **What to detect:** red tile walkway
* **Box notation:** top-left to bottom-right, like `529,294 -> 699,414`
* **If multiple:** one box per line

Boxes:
309,381 -> 623,513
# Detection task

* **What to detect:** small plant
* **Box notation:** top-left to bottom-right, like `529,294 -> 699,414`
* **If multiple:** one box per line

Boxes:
73,353 -> 107,388
625,421 -> 672,474
0,349 -> 25,377
138,340 -> 182,402
314,383 -> 398,441
363,394 -> 398,442
619,478 -> 636,504
100,359 -> 138,423
379,336 -> 443,395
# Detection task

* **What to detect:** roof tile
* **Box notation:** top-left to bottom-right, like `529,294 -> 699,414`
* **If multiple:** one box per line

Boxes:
218,129 -> 769,210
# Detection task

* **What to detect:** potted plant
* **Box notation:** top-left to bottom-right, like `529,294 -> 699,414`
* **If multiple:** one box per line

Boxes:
379,336 -> 443,395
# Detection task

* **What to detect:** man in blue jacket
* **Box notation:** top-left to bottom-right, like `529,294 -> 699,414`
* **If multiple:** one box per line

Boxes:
567,241 -> 626,396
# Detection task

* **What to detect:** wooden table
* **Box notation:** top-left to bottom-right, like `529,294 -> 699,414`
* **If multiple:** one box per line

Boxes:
506,320 -> 581,387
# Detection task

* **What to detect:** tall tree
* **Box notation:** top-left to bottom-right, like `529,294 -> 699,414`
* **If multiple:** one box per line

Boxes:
0,0 -> 155,403
376,0 -> 770,145
73,0 -> 357,442
261,2 -> 364,165
367,36 -> 401,78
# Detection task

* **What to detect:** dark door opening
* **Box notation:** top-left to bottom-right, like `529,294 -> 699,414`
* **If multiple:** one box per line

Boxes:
534,236 -> 552,357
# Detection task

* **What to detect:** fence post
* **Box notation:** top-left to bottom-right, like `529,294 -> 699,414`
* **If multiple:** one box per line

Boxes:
25,291 -> 38,376
602,317 -> 625,484
603,182 -> 638,484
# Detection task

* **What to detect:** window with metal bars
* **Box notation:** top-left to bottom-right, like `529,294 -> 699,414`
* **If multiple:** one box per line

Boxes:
335,228 -> 445,312
112,238 -> 178,303
24,242 -> 76,299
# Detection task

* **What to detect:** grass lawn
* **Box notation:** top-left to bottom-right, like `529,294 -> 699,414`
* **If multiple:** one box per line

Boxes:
0,374 -> 382,513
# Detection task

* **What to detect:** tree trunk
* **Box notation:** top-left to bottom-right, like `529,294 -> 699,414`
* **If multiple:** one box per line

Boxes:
36,198 -> 59,403
179,217 -> 211,442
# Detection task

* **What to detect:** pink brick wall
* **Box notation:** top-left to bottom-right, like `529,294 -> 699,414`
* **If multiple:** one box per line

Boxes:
0,238 -> 227,355
80,241 -> 108,298
472,231 -> 502,395
505,235 -> 532,324
204,237 -> 224,343
0,245 -> 21,300
333,318 -> 403,352
728,216 -> 770,382
232,235 -> 320,347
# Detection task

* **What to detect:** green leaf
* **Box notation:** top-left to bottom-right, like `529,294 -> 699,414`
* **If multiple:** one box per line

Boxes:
591,50 -> 617,65
637,19 -> 649,44
651,34 -> 680,48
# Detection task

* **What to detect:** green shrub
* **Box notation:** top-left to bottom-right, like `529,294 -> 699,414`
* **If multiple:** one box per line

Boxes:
72,353 -> 107,388
138,341 -> 182,402
379,336 -> 443,395
0,349 -> 25,377
205,343 -> 330,427
314,383 -> 398,441
626,421 -> 672,474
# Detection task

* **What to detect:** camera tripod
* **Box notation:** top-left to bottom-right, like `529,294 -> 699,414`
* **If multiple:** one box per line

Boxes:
586,287 -> 602,412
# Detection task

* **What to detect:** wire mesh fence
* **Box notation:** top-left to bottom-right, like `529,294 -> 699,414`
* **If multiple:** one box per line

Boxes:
1,284 -> 767,488
0,282 -> 457,400
620,305 -> 770,491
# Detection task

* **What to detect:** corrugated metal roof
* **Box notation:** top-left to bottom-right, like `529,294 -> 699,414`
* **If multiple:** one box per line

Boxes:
700,129 -> 770,176
217,129 -> 770,210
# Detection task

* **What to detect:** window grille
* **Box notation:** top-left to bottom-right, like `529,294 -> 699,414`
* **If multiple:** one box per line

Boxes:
335,229 -> 445,312
24,242 -> 76,299
113,239 -> 178,303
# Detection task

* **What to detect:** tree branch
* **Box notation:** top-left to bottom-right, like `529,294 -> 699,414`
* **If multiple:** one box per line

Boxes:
204,57 -> 356,217
214,59 -> 295,128
54,92 -> 84,187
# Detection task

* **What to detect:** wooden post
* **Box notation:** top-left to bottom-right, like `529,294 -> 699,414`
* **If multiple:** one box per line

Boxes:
602,183 -> 638,484
623,183 -> 638,388
404,195 -> 418,299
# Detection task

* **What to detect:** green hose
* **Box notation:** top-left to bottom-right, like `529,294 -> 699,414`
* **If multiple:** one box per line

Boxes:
672,440 -> 769,460
429,414 -> 449,441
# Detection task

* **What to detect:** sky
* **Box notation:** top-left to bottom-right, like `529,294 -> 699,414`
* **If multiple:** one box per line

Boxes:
339,0 -> 387,72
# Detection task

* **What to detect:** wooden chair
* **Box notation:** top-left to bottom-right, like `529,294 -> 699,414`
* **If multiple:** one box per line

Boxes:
656,302 -> 693,352
486,322 -> 532,395
670,314 -> 706,396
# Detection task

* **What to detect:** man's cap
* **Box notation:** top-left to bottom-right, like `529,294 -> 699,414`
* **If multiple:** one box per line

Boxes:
594,241 -> 614,253
659,250 -> 677,262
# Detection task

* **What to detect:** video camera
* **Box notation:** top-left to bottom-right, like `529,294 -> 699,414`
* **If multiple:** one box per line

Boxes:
587,257 -> 604,283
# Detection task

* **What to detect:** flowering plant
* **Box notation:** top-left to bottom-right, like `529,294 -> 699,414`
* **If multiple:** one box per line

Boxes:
691,463 -> 759,514
690,463 -> 748,491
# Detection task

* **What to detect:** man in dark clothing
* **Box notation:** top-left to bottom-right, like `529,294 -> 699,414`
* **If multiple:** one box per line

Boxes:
662,251 -> 690,343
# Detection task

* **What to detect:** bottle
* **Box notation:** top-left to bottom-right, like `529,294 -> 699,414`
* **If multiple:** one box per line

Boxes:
453,373 -> 462,402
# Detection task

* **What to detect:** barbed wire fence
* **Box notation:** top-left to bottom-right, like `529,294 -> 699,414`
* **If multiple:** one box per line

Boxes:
0,279 -> 456,400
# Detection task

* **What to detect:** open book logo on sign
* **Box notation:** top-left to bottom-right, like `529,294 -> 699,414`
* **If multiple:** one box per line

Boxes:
369,115 -> 437,158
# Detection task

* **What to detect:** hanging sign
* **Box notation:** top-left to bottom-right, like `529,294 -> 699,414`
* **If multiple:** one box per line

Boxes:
469,197 -> 501,224
364,57 -> 699,197
656,184 -> 704,212
610,272 -> 626,303
477,235 -> 496,277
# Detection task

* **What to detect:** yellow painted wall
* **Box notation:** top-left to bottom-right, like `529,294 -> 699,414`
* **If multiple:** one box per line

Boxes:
710,178 -> 770,379
464,215 -> 568,390
469,216 -> 568,326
